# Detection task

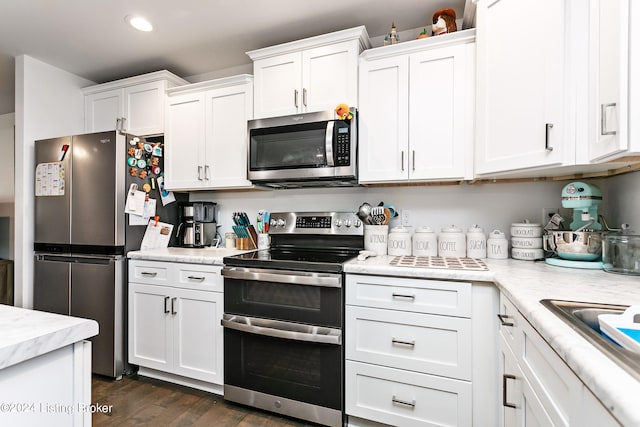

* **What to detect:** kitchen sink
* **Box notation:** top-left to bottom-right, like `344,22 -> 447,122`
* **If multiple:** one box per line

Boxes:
540,299 -> 640,381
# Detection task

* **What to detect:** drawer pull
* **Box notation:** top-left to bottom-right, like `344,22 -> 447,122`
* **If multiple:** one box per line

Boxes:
392,396 -> 416,408
503,374 -> 517,408
497,313 -> 514,327
141,271 -> 158,277
391,338 -> 415,347
187,275 -> 206,282
392,293 -> 415,301
164,296 -> 170,314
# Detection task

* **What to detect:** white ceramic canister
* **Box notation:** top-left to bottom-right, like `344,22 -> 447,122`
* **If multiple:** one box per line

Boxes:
388,226 -> 412,256
364,224 -> 389,256
511,236 -> 543,249
510,220 -> 542,238
438,225 -> 466,258
487,230 -> 509,259
511,247 -> 544,261
413,226 -> 438,256
466,224 -> 487,259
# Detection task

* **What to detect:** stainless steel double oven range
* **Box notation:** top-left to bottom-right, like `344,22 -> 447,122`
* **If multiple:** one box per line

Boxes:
222,211 -> 364,427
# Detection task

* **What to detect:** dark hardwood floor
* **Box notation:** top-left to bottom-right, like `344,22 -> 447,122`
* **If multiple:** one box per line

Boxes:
91,374 -> 319,427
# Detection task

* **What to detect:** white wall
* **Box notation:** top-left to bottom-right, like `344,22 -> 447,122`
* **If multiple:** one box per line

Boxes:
189,181 -> 570,239
602,170 -> 640,229
14,55 -> 94,308
0,113 -> 14,202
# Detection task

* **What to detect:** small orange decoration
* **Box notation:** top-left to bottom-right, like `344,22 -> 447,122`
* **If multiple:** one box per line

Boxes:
335,103 -> 353,121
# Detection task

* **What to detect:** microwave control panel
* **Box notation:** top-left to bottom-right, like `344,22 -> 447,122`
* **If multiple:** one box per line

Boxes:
335,124 -> 350,166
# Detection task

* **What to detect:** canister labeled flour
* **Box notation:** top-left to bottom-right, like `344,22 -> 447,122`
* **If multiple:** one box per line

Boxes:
413,226 -> 437,256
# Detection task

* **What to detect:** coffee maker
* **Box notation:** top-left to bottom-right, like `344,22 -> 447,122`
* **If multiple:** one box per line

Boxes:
176,202 -> 218,248
193,202 -> 218,247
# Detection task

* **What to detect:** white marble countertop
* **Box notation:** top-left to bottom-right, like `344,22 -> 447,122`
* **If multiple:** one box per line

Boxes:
127,247 -> 252,264
345,256 -> 640,426
0,305 -> 98,370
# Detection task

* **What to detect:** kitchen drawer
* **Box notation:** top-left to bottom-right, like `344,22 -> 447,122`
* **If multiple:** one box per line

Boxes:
129,260 -> 173,285
176,264 -> 223,292
345,360 -> 472,427
498,292 -> 521,351
346,274 -> 472,317
346,306 -> 472,380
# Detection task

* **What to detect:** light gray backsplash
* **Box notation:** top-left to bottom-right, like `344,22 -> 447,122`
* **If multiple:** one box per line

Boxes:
601,170 -> 640,230
190,181 -> 576,238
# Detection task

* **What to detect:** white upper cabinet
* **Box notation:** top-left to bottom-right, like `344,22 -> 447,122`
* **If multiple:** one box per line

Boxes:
587,0 -> 638,161
164,75 -> 254,191
248,26 -> 370,119
359,32 -> 475,183
83,70 -> 187,136
475,0 -> 574,175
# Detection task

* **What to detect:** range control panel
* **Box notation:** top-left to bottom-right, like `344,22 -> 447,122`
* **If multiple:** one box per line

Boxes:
268,212 -> 363,235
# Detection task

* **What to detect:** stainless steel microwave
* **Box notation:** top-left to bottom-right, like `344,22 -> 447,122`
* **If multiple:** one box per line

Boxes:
247,108 -> 357,188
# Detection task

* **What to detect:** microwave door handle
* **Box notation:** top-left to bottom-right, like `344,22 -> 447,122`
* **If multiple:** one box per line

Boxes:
325,121 -> 335,167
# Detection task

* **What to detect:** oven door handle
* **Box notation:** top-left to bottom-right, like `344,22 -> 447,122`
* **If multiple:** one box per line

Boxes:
221,314 -> 342,345
222,266 -> 342,287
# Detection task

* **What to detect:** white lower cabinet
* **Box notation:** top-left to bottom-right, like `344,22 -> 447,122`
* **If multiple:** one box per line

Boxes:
128,260 -> 224,392
345,274 -> 498,427
498,293 -> 620,426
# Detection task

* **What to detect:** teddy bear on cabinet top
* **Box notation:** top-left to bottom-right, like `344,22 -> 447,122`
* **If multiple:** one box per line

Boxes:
432,8 -> 457,36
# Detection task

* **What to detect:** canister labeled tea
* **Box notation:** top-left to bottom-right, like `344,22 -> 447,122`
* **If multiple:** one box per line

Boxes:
487,230 -> 509,259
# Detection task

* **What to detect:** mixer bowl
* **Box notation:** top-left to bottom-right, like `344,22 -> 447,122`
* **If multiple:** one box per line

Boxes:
545,231 -> 603,261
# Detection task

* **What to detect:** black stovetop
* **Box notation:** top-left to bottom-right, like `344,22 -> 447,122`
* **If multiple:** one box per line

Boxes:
223,247 -> 360,273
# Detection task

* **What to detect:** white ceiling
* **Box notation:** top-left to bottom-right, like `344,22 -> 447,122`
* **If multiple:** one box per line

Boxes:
0,0 -> 468,115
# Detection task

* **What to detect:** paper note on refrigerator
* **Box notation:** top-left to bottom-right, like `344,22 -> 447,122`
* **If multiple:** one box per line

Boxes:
35,162 -> 65,196
140,219 -> 173,250
125,184 -> 146,216
128,198 -> 157,226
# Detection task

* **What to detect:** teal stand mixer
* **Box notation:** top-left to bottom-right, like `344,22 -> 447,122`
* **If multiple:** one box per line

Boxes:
544,182 -> 605,269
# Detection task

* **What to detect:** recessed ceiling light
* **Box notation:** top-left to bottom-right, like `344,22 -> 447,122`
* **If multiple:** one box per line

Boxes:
125,15 -> 153,32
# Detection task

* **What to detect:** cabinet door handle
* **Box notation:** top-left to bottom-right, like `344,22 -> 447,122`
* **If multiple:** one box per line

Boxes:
140,271 -> 157,277
392,338 -> 415,347
401,151 -> 405,171
204,165 -> 211,181
164,296 -> 170,314
171,297 -> 177,315
392,395 -> 416,408
392,293 -> 415,301
412,150 -> 416,171
115,118 -> 121,131
497,313 -> 514,327
197,165 -> 204,181
545,123 -> 554,151
187,275 -> 205,282
303,88 -> 307,107
294,89 -> 299,108
121,117 -> 127,132
503,374 -> 517,408
601,103 -> 617,135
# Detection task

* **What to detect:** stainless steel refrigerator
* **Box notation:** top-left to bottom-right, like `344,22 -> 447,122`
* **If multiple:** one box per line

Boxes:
33,131 -> 184,379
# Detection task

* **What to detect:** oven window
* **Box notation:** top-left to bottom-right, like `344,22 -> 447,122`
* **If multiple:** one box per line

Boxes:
250,122 -> 328,170
224,329 -> 342,410
244,281 -> 321,310
225,279 -> 342,327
